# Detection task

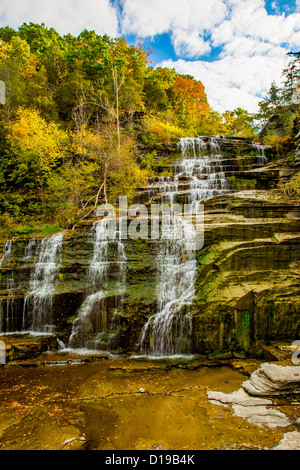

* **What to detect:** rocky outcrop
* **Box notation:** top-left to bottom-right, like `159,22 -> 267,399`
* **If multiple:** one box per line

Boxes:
259,105 -> 297,141
242,363 -> 300,397
273,431 -> 300,450
192,187 -> 300,356
208,363 -> 300,431
208,387 -> 291,429
0,334 -> 57,363
0,136 -> 299,357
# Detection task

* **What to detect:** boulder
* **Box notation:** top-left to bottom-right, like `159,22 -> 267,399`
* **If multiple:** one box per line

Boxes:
232,404 -> 291,428
207,386 -> 291,428
273,431 -> 300,450
242,363 -> 300,396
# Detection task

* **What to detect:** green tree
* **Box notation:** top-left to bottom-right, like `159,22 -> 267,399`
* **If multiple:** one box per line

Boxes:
0,35 -> 57,120
222,108 -> 258,138
282,52 -> 300,102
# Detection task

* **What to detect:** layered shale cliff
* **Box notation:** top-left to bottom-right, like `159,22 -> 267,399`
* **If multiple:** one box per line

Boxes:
0,135 -> 299,359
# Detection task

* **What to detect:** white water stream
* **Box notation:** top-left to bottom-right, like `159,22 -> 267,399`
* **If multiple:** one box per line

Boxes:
140,137 -> 231,355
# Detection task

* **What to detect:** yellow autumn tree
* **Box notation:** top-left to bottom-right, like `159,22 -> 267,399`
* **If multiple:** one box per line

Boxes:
7,108 -> 68,189
70,123 -> 147,207
0,36 -> 57,120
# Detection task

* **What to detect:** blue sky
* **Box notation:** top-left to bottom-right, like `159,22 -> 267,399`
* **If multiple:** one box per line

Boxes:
0,0 -> 299,112
129,0 -> 298,64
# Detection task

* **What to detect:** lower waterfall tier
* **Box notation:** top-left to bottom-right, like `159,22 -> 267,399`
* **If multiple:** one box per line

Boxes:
0,186 -> 299,357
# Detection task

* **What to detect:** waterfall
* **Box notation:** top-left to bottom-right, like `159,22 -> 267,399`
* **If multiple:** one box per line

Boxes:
0,240 -> 13,332
140,216 -> 196,355
0,273 -> 16,333
0,239 -> 14,268
23,232 -> 64,333
163,138 -> 230,210
0,237 -> 37,334
178,136 -> 207,157
141,137 -> 230,356
23,237 -> 37,264
253,142 -> 267,164
68,219 -> 126,349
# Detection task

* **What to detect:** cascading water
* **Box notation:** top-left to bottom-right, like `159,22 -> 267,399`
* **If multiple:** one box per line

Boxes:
0,237 -> 36,334
252,142 -> 267,164
23,232 -> 64,333
0,135 -> 271,353
140,216 -> 196,355
0,273 -> 16,333
23,237 -> 36,265
161,137 -> 230,211
0,239 -> 14,268
68,218 -> 127,349
141,137 -> 230,356
0,239 -> 20,334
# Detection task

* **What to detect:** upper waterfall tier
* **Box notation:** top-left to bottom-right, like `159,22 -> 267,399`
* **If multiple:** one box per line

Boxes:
139,136 -> 238,355
134,136 -> 269,207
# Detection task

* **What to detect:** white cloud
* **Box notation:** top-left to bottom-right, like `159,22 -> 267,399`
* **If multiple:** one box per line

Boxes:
120,0 -> 228,37
120,0 -> 228,57
135,0 -> 298,112
220,37 -> 288,58
160,52 -> 290,113
211,0 -> 300,47
172,29 -> 211,58
121,0 -> 300,58
0,0 -> 119,36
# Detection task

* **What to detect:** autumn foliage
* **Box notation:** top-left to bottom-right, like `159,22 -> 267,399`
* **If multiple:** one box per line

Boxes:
0,23 -> 259,236
173,76 -> 210,120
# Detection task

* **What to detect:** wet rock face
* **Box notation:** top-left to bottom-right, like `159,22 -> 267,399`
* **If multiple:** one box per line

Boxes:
0,227 -> 159,353
0,136 -> 299,356
192,186 -> 300,356
294,116 -> 300,162
0,335 -> 57,362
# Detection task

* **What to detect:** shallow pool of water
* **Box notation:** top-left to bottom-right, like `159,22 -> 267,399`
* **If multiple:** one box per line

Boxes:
0,357 -> 297,450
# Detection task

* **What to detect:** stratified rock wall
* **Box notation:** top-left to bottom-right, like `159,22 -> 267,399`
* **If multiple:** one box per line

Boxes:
293,115 -> 300,163
192,189 -> 300,355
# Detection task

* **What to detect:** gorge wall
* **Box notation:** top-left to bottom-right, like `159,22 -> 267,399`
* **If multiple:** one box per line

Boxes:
0,135 -> 299,359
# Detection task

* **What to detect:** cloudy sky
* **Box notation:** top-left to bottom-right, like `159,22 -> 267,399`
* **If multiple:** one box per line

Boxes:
0,0 -> 299,112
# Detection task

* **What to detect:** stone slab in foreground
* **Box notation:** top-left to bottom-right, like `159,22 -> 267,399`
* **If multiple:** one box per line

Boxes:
242,363 -> 300,397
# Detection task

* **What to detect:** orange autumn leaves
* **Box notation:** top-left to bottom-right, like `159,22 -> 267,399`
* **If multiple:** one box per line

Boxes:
173,75 -> 210,125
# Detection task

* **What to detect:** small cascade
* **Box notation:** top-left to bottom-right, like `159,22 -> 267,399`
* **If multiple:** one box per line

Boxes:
163,138 -> 230,210
68,219 -> 126,349
23,232 -> 64,333
141,137 -> 231,356
0,239 -> 14,268
178,136 -> 207,157
141,216 -> 196,355
253,142 -> 267,165
208,136 -> 221,153
0,237 -> 37,334
0,239 -> 13,332
23,237 -> 37,264
107,237 -> 127,350
57,338 -> 66,350
0,273 -> 16,333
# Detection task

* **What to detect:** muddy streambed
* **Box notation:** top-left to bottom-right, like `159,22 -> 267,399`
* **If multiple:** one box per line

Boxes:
0,356 -> 298,450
